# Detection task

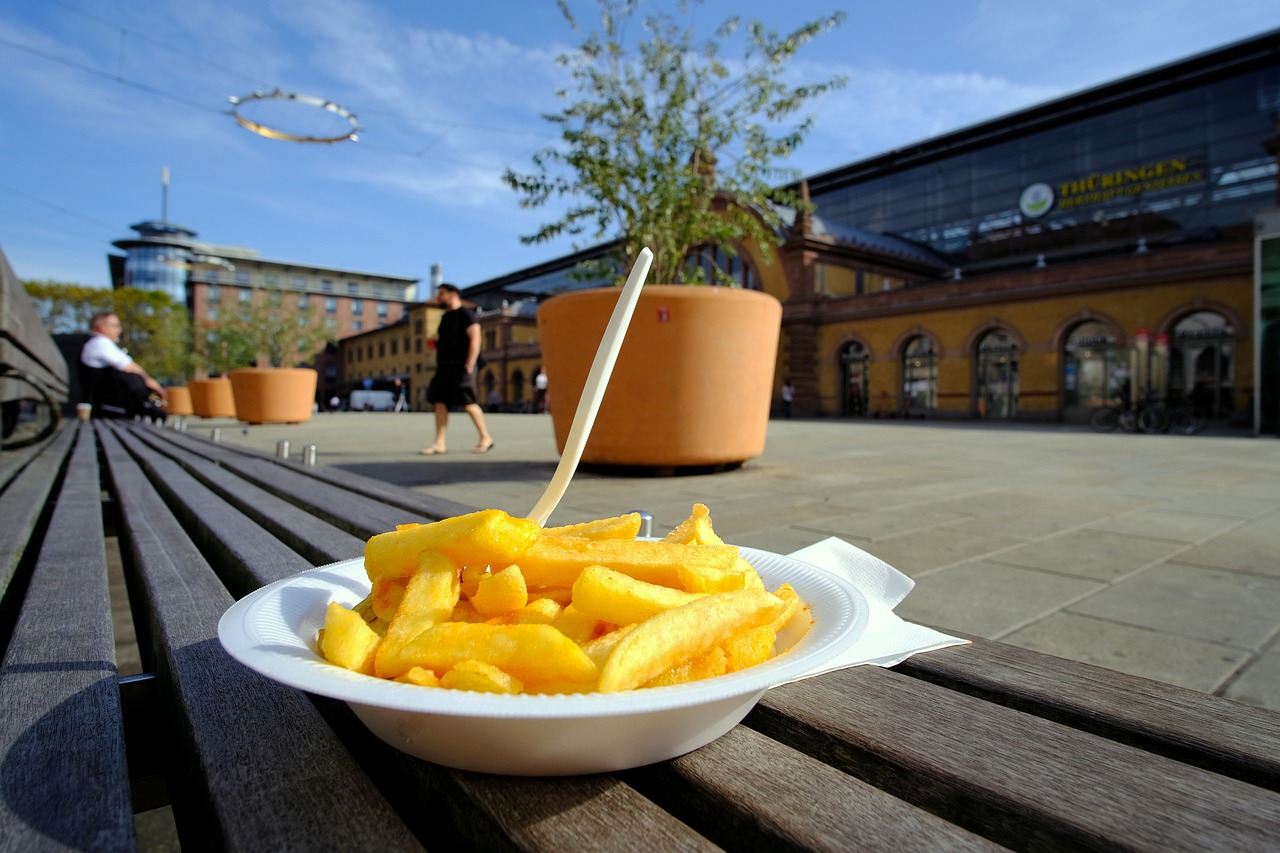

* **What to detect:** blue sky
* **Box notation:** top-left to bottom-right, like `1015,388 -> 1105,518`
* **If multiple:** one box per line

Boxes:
1,0 -> 1275,298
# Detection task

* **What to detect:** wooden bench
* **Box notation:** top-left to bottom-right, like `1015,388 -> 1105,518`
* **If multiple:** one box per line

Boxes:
0,248 -> 68,449
3,419 -> 1279,850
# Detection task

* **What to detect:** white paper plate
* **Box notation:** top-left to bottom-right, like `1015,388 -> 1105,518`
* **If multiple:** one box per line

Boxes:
217,546 -> 868,775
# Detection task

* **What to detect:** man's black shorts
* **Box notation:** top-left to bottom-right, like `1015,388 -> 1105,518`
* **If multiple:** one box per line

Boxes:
426,364 -> 479,408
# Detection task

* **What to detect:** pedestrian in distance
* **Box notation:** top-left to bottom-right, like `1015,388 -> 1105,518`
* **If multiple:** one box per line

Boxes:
419,284 -> 494,455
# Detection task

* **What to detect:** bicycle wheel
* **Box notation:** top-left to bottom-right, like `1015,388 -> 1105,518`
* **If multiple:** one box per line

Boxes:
1168,406 -> 1206,436
1137,406 -> 1169,435
1089,406 -> 1120,432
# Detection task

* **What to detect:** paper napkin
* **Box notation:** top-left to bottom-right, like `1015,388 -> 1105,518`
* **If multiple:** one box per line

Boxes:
788,537 -> 968,677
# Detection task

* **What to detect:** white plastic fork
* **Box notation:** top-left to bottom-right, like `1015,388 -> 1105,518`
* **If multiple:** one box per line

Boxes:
526,247 -> 653,526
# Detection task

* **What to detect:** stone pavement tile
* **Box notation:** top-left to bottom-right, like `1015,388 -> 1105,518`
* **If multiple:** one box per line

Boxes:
1085,508 -> 1243,543
990,530 -> 1188,582
1157,493 -> 1280,519
730,524 -> 835,555
1151,465 -> 1269,489
1001,612 -> 1252,695
1173,524 -> 1280,578
1068,563 -> 1280,648
802,506 -> 973,541
893,561 -> 1101,637
946,499 -> 1143,541
1222,643 -> 1280,711
866,528 -> 1022,576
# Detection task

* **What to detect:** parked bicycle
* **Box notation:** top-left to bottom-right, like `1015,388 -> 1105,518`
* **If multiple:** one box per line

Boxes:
1089,392 -> 1207,436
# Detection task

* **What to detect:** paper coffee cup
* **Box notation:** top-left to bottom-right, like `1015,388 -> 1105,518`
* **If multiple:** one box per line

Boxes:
76,403 -> 92,421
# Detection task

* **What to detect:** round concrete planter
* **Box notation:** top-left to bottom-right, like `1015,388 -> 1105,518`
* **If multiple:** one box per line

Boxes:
537,285 -> 781,468
164,386 -> 193,416
229,368 -> 318,425
188,377 -> 237,418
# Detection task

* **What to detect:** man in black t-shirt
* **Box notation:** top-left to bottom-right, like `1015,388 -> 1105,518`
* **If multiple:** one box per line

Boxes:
420,284 -> 494,455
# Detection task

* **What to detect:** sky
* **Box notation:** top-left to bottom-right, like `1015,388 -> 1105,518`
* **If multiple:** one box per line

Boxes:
1,0 -> 1276,299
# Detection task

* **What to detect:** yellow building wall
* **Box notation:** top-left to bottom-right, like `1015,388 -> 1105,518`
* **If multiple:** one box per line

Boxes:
813,274 -> 1252,417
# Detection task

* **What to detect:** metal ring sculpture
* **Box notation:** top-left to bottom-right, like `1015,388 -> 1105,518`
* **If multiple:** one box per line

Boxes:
228,89 -> 360,144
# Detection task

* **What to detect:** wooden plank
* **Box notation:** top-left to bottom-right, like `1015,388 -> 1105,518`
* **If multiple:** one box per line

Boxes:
113,424 -> 366,570
312,697 -> 721,852
0,424 -> 134,850
894,634 -> 1280,790
97,426 -> 424,852
621,724 -> 1002,851
147,427 -> 475,521
107,424 -> 341,592
0,247 -> 70,404
751,667 -> 1280,852
0,424 -> 74,634
132,428 -> 426,537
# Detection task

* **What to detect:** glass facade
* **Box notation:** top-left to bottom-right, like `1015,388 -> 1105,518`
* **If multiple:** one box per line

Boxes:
808,68 -> 1280,271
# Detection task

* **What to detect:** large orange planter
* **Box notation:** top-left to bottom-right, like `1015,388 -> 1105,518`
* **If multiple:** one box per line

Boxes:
164,385 -> 193,416
188,377 -> 237,418
229,368 -> 318,424
537,285 -> 781,468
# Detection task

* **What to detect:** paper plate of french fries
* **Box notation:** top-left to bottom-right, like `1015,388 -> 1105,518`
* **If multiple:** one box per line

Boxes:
218,505 -> 868,775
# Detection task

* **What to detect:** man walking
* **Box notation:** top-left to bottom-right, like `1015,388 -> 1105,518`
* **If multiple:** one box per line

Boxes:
419,284 -> 494,455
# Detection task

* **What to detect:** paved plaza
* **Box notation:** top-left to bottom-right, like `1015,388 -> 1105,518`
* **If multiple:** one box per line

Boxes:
192,411 -> 1280,712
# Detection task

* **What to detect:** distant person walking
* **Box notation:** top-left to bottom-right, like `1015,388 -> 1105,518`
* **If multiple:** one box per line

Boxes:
533,365 -> 549,413
419,284 -> 494,455
392,378 -> 407,412
780,379 -> 794,419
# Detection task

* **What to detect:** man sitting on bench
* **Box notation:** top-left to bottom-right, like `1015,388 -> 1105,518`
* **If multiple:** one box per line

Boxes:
80,311 -> 168,420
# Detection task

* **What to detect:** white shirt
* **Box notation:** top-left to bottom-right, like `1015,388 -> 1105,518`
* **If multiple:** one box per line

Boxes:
535,373 -> 548,391
81,333 -> 132,370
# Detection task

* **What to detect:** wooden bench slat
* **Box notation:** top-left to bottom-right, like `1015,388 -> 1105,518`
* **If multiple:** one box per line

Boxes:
0,424 -> 134,850
895,633 -> 1280,790
142,430 -> 425,537
314,698 -> 721,851
623,724 -> 1003,851
752,666 -> 1280,852
107,425 -> 326,592
97,426 -> 424,852
0,424 -> 74,606
148,428 -> 475,521
118,425 -> 366,570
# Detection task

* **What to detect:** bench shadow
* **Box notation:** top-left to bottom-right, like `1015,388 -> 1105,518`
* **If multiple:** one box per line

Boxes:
336,460 -> 560,487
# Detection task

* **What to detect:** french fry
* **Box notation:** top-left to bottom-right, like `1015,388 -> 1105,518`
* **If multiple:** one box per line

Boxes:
470,564 -> 529,617
374,551 -> 460,678
364,509 -> 541,581
598,590 -> 784,692
385,622 -> 598,686
320,601 -> 381,675
486,596 -> 561,625
396,666 -> 440,687
439,660 -> 524,694
517,535 -> 741,590
645,646 -> 728,687
544,512 -> 642,540
663,503 -> 725,546
571,564 -> 703,626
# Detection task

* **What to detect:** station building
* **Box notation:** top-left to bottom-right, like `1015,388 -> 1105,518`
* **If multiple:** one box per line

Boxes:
463,28 -> 1280,431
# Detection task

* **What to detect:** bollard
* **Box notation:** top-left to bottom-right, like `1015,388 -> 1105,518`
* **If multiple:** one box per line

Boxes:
303,445 -> 317,466
276,439 -> 290,460
211,428 -> 221,442
629,510 -> 654,538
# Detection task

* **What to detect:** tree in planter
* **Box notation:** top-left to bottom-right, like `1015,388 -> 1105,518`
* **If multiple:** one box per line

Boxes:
203,288 -> 332,370
24,280 -> 193,384
503,0 -> 846,284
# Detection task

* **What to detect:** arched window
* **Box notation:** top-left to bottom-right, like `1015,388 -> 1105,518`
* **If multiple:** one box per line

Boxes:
1170,311 -> 1234,418
1063,321 -> 1121,411
901,336 -> 936,416
685,244 -> 760,289
839,341 -> 869,416
976,329 -> 1019,418
511,369 -> 526,409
